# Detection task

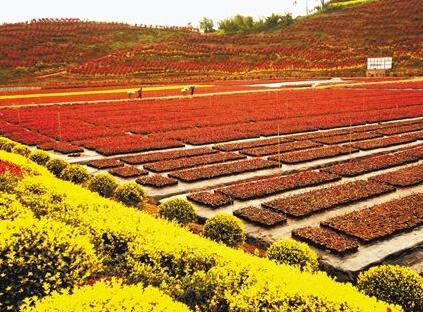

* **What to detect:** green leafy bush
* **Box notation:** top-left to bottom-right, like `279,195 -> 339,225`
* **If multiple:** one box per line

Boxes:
357,265 -> 423,312
203,213 -> 245,248
114,182 -> 146,207
60,164 -> 90,184
159,198 -> 197,225
88,173 -> 118,198
21,280 -> 190,312
0,217 -> 101,310
267,238 -> 319,272
11,144 -> 32,157
46,158 -> 68,177
29,150 -> 51,165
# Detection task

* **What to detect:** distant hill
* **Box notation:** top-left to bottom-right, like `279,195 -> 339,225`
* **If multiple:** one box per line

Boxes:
0,0 -> 421,86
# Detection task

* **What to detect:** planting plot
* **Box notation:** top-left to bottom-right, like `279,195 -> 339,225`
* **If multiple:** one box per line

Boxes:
187,192 -> 233,208
120,147 -> 218,165
372,163 -> 423,187
109,166 -> 148,178
376,122 -> 423,135
87,158 -> 123,169
143,152 -> 246,172
322,193 -> 423,243
240,140 -> 322,157
215,137 -> 293,151
233,206 -> 287,227
263,180 -> 395,218
292,227 -> 359,256
323,152 -> 417,177
217,170 -> 340,200
169,158 -> 279,182
312,132 -> 381,145
136,174 -> 178,188
269,144 -> 358,164
351,135 -> 416,150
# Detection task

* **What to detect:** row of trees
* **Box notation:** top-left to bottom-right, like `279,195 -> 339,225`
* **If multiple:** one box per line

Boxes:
200,13 -> 294,34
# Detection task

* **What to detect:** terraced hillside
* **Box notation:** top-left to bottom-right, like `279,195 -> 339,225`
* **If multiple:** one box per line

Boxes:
0,0 -> 421,85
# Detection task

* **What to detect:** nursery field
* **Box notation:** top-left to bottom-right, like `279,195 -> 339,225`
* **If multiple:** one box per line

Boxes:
1,79 -> 422,276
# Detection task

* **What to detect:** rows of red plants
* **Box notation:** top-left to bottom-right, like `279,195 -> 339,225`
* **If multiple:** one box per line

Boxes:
321,193 -> 423,243
143,152 -> 245,173
169,159 -> 278,182
109,166 -> 148,178
233,206 -> 287,228
268,145 -> 358,164
187,192 -> 233,208
136,174 -> 178,188
1,88 -> 422,155
120,147 -> 217,165
323,152 -> 418,177
352,134 -> 416,150
262,180 -> 395,218
240,140 -> 322,157
312,132 -> 381,145
372,163 -> 423,187
217,170 -> 340,200
292,227 -> 359,256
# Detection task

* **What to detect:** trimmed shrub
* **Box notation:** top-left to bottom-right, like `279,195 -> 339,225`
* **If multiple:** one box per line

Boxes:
0,137 -> 10,149
46,158 -> 68,177
114,182 -> 146,207
29,150 -> 51,166
203,213 -> 245,248
0,217 -> 101,310
60,164 -> 90,184
357,265 -> 423,312
11,144 -> 31,157
21,280 -> 190,312
159,198 -> 197,225
0,193 -> 34,221
88,173 -> 118,198
267,238 -> 319,272
1,141 -> 16,152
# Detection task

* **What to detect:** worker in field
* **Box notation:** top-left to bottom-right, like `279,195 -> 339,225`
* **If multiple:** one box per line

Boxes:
137,87 -> 143,99
189,85 -> 195,96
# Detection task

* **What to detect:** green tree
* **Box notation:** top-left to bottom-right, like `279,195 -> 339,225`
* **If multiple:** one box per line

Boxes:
199,17 -> 215,33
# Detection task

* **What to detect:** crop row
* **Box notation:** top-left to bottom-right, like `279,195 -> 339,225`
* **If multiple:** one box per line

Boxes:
376,121 -> 423,135
312,132 -> 382,145
187,192 -> 233,208
240,140 -> 322,157
233,206 -> 287,227
351,134 -> 415,150
143,152 -> 245,172
262,179 -> 395,218
88,158 -> 123,169
217,170 -> 340,200
323,152 -> 417,177
269,144 -> 358,164
214,137 -> 292,152
292,227 -> 359,256
372,163 -> 423,187
109,166 -> 148,178
136,174 -> 178,188
120,147 -> 217,164
322,193 -> 423,243
169,158 -> 278,182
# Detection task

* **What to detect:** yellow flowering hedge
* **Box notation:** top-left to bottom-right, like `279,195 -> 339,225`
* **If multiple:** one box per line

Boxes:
21,280 -> 190,312
0,150 -> 400,312
0,216 -> 102,310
